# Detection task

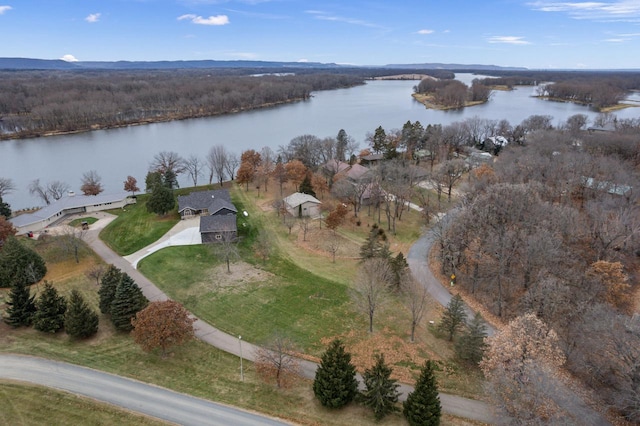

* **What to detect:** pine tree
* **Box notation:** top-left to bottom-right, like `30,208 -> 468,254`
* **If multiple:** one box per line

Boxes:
110,274 -> 148,332
390,252 -> 409,291
403,360 -> 442,426
313,339 -> 358,408
0,236 -> 47,287
299,173 -> 316,198
33,281 -> 67,333
0,195 -> 11,219
146,183 -> 175,216
98,265 -> 123,315
455,312 -> 488,365
360,224 -> 391,260
4,276 -> 36,327
65,289 -> 99,339
438,294 -> 467,341
360,353 -> 400,421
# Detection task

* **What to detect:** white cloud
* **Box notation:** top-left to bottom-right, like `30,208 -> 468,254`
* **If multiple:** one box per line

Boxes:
85,13 -> 101,23
529,1 -> 640,21
0,5 -> 12,15
297,59 -> 309,63
487,36 -> 532,45
604,37 -> 626,42
417,29 -> 434,35
178,13 -> 229,25
60,54 -> 78,62
305,10 -> 384,29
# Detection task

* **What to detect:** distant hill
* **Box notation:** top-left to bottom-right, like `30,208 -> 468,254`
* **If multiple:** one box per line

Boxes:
0,58 -> 344,70
383,63 -> 528,71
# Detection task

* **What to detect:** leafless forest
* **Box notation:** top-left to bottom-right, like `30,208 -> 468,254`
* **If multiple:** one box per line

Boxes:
0,70 -> 365,139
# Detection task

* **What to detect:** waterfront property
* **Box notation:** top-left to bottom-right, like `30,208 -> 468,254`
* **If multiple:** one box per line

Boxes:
177,189 -> 238,243
9,191 -> 136,235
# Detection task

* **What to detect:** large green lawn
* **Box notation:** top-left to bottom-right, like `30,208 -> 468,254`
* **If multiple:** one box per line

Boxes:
138,246 -> 359,356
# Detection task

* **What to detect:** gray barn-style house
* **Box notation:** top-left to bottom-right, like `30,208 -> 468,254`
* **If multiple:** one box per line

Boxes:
177,189 -> 238,243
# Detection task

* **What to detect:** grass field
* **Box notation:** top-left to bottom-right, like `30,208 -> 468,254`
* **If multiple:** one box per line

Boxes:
0,381 -> 169,426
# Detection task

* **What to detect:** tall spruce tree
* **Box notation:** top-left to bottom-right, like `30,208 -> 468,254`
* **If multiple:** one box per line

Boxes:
390,252 -> 409,291
402,360 -> 442,426
33,281 -> 67,333
0,195 -> 11,219
438,294 -> 467,341
98,265 -> 123,315
360,224 -> 391,260
65,289 -> 99,339
313,339 -> 358,408
298,173 -> 316,198
403,360 -> 442,426
454,312 -> 488,365
360,353 -> 400,421
110,274 -> 148,332
4,275 -> 36,327
0,236 -> 46,288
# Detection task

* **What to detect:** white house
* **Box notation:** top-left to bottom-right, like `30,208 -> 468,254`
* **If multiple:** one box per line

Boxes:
9,191 -> 136,235
283,192 -> 321,218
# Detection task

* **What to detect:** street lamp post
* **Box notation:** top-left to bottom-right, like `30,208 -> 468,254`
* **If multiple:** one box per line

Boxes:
239,335 -> 244,382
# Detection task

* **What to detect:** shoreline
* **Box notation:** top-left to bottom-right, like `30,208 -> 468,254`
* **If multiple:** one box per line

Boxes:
0,97 -> 310,142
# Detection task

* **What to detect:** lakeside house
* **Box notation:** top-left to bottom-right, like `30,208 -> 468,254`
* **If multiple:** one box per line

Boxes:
177,189 -> 238,243
10,191 -> 136,235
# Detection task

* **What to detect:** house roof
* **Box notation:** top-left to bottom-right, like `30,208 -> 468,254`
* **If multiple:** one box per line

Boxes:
345,164 -> 370,181
10,191 -> 131,228
322,160 -> 350,174
283,192 -> 321,208
177,189 -> 237,215
199,215 -> 237,233
361,153 -> 384,161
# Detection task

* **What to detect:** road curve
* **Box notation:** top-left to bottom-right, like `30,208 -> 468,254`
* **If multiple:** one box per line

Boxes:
81,217 -> 494,424
0,354 -> 290,426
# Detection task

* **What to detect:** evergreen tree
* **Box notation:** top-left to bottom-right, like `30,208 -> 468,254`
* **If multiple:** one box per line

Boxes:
371,126 -> 387,154
146,183 -> 175,216
0,195 -> 11,219
65,289 -> 99,339
0,236 -> 47,287
4,276 -> 36,327
298,173 -> 317,198
360,224 -> 391,260
455,312 -> 488,365
438,294 -> 467,341
360,353 -> 400,421
403,360 -> 442,426
98,265 -> 123,315
313,339 -> 358,408
33,281 -> 67,333
110,274 -> 148,332
390,252 -> 409,291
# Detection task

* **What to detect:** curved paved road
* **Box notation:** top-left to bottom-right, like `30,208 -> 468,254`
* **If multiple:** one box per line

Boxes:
79,215 -> 493,424
0,354 -> 290,426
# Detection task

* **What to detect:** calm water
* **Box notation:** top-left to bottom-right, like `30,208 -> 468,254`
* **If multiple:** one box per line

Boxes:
1,74 -> 638,210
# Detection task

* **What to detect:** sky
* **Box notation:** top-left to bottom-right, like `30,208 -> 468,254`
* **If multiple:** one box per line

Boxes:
1,1 -> 639,69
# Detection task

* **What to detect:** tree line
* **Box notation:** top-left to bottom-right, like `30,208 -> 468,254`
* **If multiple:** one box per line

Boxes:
0,70 -> 364,139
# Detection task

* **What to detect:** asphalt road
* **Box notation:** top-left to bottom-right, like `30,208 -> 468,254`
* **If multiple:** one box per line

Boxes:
0,354 -> 291,426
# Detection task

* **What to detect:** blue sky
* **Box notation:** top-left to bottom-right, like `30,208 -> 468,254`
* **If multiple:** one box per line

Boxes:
0,1 -> 639,69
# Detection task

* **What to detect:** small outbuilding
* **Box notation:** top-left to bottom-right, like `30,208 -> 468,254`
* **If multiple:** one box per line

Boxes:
283,192 -> 321,218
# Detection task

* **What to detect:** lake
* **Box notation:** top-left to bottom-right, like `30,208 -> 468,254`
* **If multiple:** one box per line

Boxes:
1,74 -> 638,210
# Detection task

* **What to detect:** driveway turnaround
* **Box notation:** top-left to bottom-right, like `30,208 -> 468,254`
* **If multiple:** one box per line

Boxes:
0,354 -> 290,426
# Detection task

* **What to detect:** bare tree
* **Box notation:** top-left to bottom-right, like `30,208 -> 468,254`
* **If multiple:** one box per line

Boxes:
207,145 -> 228,186
0,177 -> 15,197
352,258 -> 392,333
29,178 -> 51,205
254,229 -> 272,264
150,151 -> 186,176
58,226 -> 87,263
47,180 -> 70,200
255,332 -> 301,388
85,264 -> 105,286
184,155 -> 203,187
209,230 -> 239,273
224,152 -> 239,181
298,216 -> 312,242
80,170 -> 103,196
325,229 -> 342,263
403,272 -> 428,343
